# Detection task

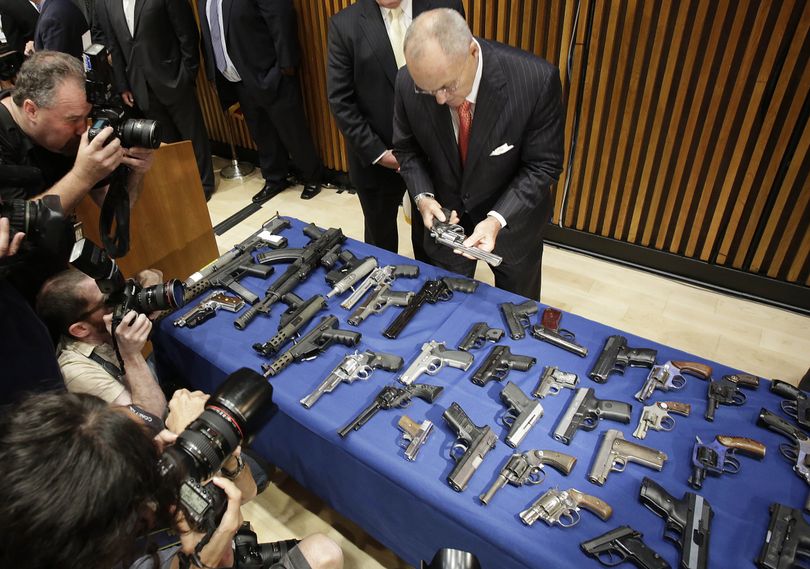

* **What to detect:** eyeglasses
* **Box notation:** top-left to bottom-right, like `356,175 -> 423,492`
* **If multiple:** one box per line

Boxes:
76,298 -> 108,322
413,52 -> 472,97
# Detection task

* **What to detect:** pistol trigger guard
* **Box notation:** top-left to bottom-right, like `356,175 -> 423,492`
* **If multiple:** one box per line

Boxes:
426,358 -> 442,375
527,468 -> 544,485
597,550 -> 626,567
450,442 -> 468,461
612,458 -> 627,473
560,510 -> 579,528
582,415 -> 599,431
663,524 -> 683,547
558,328 -> 575,342
779,443 -> 798,463
723,455 -> 741,474
660,416 -> 675,431
438,290 -> 452,301
501,412 -> 516,427
400,399 -> 413,409
731,390 -> 747,405
398,436 -> 411,450
547,385 -> 560,395
782,400 -> 799,418
669,374 -> 686,389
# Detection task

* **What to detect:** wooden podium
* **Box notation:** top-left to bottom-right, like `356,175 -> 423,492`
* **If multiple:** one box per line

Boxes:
74,141 -> 219,281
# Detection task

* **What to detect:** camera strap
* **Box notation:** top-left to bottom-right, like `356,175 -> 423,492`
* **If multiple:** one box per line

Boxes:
99,165 -> 131,258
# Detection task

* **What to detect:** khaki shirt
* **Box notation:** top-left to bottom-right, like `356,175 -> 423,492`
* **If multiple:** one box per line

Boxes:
57,337 -> 126,402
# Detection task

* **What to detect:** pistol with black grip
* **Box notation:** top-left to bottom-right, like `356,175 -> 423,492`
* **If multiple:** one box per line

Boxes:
756,503 -> 810,569
553,387 -> 633,445
588,429 -> 667,486
705,372 -> 760,421
442,402 -> 498,492
520,487 -> 612,527
479,449 -> 576,505
638,477 -> 713,569
383,277 -> 478,339
470,345 -> 536,387
589,335 -> 657,383
688,434 -> 766,489
530,307 -> 589,358
457,322 -> 505,351
581,526 -> 671,569
499,300 -> 537,340
635,360 -> 712,402
769,380 -> 810,430
757,407 -> 810,511
338,382 -> 443,438
498,381 -> 543,447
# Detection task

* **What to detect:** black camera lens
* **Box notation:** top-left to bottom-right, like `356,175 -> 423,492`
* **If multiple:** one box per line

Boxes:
120,118 -> 161,149
0,195 -> 73,258
133,279 -> 184,312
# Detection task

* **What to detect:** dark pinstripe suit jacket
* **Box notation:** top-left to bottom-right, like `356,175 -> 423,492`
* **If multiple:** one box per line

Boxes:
393,39 -> 564,263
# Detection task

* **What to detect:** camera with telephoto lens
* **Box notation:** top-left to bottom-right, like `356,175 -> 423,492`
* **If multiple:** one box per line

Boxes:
83,43 -> 161,149
234,522 -> 300,569
0,194 -> 74,260
158,368 -> 274,530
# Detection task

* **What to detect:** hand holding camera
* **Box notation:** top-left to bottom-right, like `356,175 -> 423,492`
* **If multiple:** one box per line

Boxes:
104,309 -> 151,358
0,216 -> 24,259
72,126 -> 124,187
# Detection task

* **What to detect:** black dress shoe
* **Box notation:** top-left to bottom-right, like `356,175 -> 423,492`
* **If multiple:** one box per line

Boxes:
252,180 -> 287,203
300,182 -> 321,200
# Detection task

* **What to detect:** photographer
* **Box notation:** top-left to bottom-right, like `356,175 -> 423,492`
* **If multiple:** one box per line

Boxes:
0,389 -> 344,569
35,266 -> 167,418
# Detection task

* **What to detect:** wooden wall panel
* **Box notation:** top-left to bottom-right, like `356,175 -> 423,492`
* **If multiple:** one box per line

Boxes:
191,0 -> 809,291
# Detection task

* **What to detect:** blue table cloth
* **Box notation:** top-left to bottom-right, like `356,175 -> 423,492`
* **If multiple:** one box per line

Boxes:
155,216 -> 803,569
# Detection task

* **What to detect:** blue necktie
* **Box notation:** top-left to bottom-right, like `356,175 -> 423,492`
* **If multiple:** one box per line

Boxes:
209,0 -> 228,74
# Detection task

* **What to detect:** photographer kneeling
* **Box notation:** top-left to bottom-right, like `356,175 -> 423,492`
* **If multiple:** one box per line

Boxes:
0,388 -> 344,569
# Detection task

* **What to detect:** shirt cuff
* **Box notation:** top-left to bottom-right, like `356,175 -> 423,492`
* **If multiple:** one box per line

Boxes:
372,150 -> 389,165
487,211 -> 507,228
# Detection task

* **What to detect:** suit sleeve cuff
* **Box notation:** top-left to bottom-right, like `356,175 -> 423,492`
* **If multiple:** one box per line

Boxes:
487,211 -> 507,228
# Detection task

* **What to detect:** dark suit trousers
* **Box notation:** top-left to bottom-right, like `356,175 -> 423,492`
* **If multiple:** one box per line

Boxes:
235,75 -> 322,184
145,86 -> 215,195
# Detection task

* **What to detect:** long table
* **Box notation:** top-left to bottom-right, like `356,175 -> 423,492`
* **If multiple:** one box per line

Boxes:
154,216 -> 805,569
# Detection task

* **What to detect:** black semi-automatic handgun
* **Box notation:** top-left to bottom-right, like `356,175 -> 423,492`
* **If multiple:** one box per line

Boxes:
705,372 -> 760,421
756,503 -> 810,569
470,345 -> 536,387
639,477 -> 713,569
338,383 -> 443,438
757,407 -> 810,511
552,387 -> 633,445
770,380 -> 810,430
457,322 -> 504,352
589,335 -> 657,383
499,300 -> 537,340
442,402 -> 498,492
383,277 -> 478,339
581,526 -> 671,569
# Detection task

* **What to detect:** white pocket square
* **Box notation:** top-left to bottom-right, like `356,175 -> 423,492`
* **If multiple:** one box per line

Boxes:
489,143 -> 514,156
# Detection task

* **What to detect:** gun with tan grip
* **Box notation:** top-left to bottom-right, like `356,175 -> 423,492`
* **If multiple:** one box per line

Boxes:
499,382 -> 543,448
479,449 -> 576,505
633,401 -> 691,440
687,434 -> 766,489
383,277 -> 478,339
757,407 -> 810,511
300,350 -> 404,409
471,345 -> 536,387
397,416 -> 434,461
705,372 -> 760,421
442,402 -> 498,492
519,487 -> 613,527
457,322 -> 505,351
581,526 -> 671,569
346,283 -> 413,326
499,300 -> 538,340
325,256 -> 377,298
173,292 -> 244,328
430,208 -> 503,266
338,383 -> 443,438
770,380 -> 810,430
588,429 -> 668,486
339,264 -> 419,310
530,307 -> 589,358
397,340 -> 474,386
553,387 -> 633,445
533,366 -> 579,398
589,335 -> 658,383
635,360 -> 713,402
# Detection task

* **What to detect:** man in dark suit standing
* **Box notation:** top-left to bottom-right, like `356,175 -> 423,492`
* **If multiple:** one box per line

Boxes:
0,0 -> 38,54
326,0 -> 463,256
33,0 -> 88,58
94,0 -> 216,200
198,0 -> 323,203
393,8 -> 564,299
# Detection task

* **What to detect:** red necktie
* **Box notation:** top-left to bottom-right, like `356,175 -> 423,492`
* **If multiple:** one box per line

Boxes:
457,100 -> 472,166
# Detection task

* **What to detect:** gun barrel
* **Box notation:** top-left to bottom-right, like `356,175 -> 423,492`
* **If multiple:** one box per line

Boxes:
479,474 -> 508,505
530,325 -> 589,357
300,373 -> 341,409
338,400 -> 381,438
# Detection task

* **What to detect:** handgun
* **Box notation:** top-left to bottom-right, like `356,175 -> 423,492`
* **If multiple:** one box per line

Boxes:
339,264 -> 419,310
519,487 -> 612,527
588,430 -> 667,486
498,381 -> 543,448
581,526 -> 671,569
769,380 -> 810,430
479,449 -> 576,505
300,350 -> 403,409
429,208 -> 503,266
530,307 -> 589,358
756,503 -> 810,569
687,434 -> 766,489
173,292 -> 244,328
589,335 -> 657,383
499,300 -> 538,340
639,477 -> 713,569
338,383 -> 443,438
757,407 -> 810,511
457,322 -> 505,352
325,256 -> 377,298
346,282 -> 413,326
705,372 -> 760,421
383,277 -> 478,339
532,366 -> 579,398
470,345 -> 536,387
397,415 -> 434,461
252,293 -> 327,356
553,387 -> 633,445
442,402 -> 498,492
634,360 -> 713,402
397,340 -> 473,386
633,401 -> 691,440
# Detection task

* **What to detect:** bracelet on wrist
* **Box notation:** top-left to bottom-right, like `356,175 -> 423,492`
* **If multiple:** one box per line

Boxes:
220,454 -> 245,480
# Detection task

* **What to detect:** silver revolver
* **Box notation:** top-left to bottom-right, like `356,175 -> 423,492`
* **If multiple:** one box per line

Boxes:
479,449 -> 577,505
519,487 -> 613,527
397,340 -> 474,385
588,429 -> 668,486
532,366 -> 579,398
397,415 -> 434,461
430,209 -> 503,266
339,264 -> 420,310
634,360 -> 713,402
300,350 -> 403,408
633,401 -> 691,439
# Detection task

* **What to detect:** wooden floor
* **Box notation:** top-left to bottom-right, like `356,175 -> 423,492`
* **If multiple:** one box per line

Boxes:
205,158 -> 809,568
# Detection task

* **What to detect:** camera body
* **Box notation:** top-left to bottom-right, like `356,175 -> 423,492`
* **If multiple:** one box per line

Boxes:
0,194 -> 74,259
233,523 -> 299,569
109,278 -> 184,320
